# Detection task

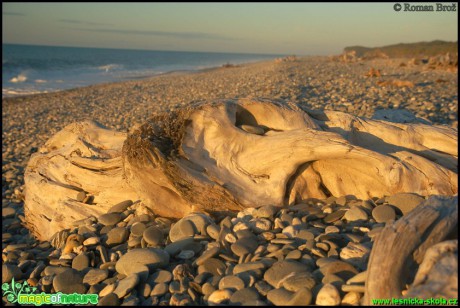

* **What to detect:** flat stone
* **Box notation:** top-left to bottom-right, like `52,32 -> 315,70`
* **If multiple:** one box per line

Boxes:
72,253 -> 90,271
83,268 -> 109,285
254,205 -> 278,218
254,280 -> 273,296
2,264 -> 22,283
229,287 -> 261,305
264,260 -> 309,288
105,227 -> 129,247
346,271 -> 368,285
206,224 -> 220,240
372,205 -> 396,223
323,210 -> 347,223
44,266 -> 69,276
343,207 -> 368,222
98,212 -> 123,226
316,283 -> 341,305
386,192 -> 424,215
148,270 -> 173,284
319,260 -> 359,281
219,275 -> 245,291
97,293 -> 120,306
342,284 -> 366,293
143,226 -> 164,246
108,200 -> 133,213
208,289 -> 233,305
53,268 -> 86,294
197,258 -> 226,276
288,287 -> 312,306
267,288 -> 293,305
151,282 -> 169,297
99,283 -> 116,297
342,291 -> 362,305
282,271 -> 316,291
83,237 -> 100,246
231,237 -> 258,257
113,273 -> 139,298
233,261 -> 266,276
164,238 -> 195,256
195,246 -> 220,266
2,207 -> 16,218
116,248 -> 169,276
76,191 -> 86,202
339,243 -> 370,271
130,222 -> 146,237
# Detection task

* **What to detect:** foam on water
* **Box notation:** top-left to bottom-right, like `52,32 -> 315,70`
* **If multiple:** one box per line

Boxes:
2,44 -> 283,98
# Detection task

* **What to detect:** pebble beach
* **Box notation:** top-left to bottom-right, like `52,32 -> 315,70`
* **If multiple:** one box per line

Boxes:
2,56 -> 458,305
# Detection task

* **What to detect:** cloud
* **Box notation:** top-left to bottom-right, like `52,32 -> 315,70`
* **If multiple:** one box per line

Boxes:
58,19 -> 112,26
3,12 -> 25,16
71,27 -> 235,40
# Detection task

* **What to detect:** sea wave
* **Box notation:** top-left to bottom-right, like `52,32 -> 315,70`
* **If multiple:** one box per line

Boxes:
35,79 -> 47,83
98,64 -> 122,72
10,74 -> 28,83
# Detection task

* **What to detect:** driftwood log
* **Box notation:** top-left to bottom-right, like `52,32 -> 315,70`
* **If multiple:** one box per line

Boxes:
24,98 -> 458,241
365,195 -> 458,304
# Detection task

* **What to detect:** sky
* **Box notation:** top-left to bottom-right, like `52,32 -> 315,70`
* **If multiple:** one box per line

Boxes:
2,2 -> 458,55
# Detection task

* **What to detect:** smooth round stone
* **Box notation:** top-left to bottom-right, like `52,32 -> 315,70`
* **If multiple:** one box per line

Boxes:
254,280 -> 273,296
53,268 -> 86,294
164,238 -> 195,256
2,207 -> 16,218
195,247 -> 220,266
325,226 -> 340,234
285,249 -> 302,260
128,236 -> 142,247
206,224 -> 220,240
233,262 -> 265,276
282,271 -> 316,291
240,124 -> 265,135
2,264 -> 22,283
229,287 -> 261,305
254,205 -> 278,218
116,248 -> 169,276
249,218 -> 272,233
170,220 -> 195,242
98,212 -> 122,226
72,253 -> 90,271
108,200 -> 133,213
76,191 -> 86,202
97,293 -> 120,306
288,287 -> 313,306
83,269 -> 109,285
202,282 -> 216,296
105,227 -> 129,247
319,260 -> 359,281
99,283 -> 116,297
114,274 -> 139,298
130,222 -> 146,237
342,291 -> 362,305
218,275 -> 245,291
386,192 -> 424,215
197,258 -> 226,276
267,288 -> 293,305
177,250 -> 195,260
323,210 -> 347,223
339,243 -> 370,271
83,237 -> 100,246
343,207 -> 368,222
231,237 -> 258,257
316,283 -> 341,306
151,282 -> 169,297
372,205 -> 396,223
149,270 -> 173,284
264,260 -> 309,288
208,289 -> 233,305
44,266 -> 70,276
143,226 -> 163,246
296,229 -> 315,241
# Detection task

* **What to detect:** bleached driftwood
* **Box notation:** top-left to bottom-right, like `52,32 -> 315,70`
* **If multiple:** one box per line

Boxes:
364,195 -> 458,304
24,99 -> 458,240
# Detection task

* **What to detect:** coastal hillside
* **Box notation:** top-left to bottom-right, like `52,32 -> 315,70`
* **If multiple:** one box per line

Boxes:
344,40 -> 458,58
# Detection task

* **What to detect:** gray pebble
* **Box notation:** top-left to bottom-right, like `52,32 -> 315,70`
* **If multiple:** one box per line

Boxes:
83,268 -> 109,286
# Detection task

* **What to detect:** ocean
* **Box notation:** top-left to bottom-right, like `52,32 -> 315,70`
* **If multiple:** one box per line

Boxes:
2,44 -> 283,98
